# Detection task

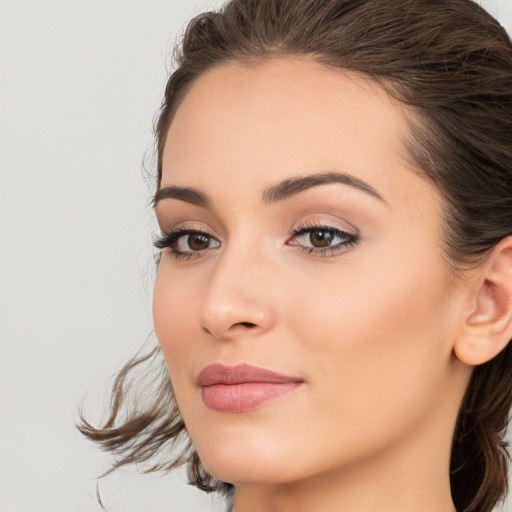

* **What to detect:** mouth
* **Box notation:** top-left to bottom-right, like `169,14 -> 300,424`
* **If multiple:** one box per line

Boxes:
196,363 -> 304,413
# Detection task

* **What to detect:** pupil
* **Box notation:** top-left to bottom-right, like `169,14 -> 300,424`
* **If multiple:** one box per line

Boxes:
189,233 -> 210,250
310,229 -> 333,247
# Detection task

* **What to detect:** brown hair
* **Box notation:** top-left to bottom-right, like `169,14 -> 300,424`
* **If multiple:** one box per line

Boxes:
79,1 -> 512,511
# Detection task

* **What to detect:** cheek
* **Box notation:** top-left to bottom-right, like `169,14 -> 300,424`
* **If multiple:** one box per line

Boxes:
152,263 -> 208,429
153,264 -> 198,373
286,247 -> 457,429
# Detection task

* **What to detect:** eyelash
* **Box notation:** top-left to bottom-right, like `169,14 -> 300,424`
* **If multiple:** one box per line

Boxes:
153,228 -> 220,261
288,221 -> 359,256
153,223 -> 359,261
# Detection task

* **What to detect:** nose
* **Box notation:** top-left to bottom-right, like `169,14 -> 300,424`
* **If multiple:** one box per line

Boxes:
197,244 -> 277,341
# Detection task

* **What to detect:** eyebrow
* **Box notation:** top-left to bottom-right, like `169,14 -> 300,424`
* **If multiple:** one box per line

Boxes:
153,186 -> 209,208
153,171 -> 385,208
262,171 -> 385,205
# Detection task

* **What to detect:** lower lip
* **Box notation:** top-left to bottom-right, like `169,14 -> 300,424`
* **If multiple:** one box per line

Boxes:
201,382 -> 302,412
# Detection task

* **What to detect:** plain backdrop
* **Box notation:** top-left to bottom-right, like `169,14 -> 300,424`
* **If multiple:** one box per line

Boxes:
0,1 -> 511,511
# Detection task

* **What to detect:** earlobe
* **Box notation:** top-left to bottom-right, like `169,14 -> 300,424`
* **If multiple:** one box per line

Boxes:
454,237 -> 512,366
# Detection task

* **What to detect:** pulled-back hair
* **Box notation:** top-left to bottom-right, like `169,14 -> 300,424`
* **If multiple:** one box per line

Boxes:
79,1 -> 512,511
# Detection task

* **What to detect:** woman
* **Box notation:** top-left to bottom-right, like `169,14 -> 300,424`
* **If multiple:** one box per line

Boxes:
80,0 -> 512,511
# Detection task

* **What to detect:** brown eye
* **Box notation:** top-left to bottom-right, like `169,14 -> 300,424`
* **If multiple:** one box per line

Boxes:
309,229 -> 334,247
174,231 -> 220,253
287,224 -> 359,256
188,233 -> 211,251
154,229 -> 221,259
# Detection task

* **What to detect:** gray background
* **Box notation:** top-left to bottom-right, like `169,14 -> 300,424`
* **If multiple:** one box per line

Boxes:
1,1 -> 511,511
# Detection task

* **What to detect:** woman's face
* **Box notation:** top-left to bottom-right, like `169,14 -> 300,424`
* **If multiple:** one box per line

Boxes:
153,59 -> 471,486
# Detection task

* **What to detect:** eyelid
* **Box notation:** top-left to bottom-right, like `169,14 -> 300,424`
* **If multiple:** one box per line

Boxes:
154,227 -> 219,248
158,219 -> 219,236
289,217 -> 359,237
286,219 -> 360,256
153,222 -> 222,261
154,217 -> 360,262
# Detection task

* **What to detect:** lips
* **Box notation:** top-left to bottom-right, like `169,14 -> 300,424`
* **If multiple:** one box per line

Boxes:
196,363 -> 304,412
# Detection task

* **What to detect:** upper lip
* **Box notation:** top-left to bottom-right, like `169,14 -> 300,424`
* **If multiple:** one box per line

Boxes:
196,363 -> 303,386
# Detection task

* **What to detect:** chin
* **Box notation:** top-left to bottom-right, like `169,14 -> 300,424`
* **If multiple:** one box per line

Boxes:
203,457 -> 292,486
192,430 -> 302,485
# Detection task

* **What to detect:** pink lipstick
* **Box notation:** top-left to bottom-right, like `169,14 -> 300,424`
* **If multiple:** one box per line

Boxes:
196,363 -> 303,413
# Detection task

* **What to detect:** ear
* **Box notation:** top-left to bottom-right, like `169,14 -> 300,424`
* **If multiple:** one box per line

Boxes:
454,237 -> 512,366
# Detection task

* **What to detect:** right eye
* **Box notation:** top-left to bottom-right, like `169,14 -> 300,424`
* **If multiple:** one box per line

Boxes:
154,229 -> 221,260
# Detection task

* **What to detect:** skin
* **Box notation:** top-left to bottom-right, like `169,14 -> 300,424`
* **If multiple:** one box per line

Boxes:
153,58 -> 475,512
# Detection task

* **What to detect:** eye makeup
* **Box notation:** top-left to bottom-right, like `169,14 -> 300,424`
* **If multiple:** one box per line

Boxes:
153,220 -> 360,261
287,220 -> 360,257
154,227 -> 221,261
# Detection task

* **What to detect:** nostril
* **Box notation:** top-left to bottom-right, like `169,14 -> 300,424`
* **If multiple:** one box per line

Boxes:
237,322 -> 256,328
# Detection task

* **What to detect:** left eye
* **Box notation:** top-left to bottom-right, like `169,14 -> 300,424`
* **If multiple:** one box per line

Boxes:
297,228 -> 340,247
288,225 -> 359,253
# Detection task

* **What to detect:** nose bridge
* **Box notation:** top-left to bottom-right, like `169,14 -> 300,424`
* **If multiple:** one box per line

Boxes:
197,234 -> 276,339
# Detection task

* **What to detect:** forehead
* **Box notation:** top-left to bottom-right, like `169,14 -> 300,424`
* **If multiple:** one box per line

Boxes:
161,58 -> 434,211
